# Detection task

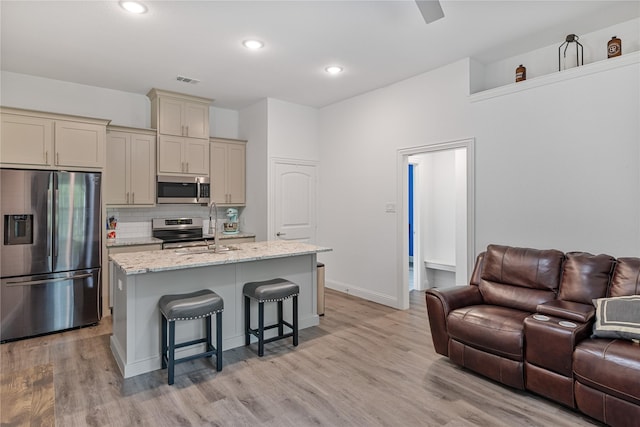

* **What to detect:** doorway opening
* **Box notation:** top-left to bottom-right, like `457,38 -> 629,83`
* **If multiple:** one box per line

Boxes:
396,139 -> 475,310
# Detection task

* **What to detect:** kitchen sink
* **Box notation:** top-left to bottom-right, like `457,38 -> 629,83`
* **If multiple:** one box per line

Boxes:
174,245 -> 240,255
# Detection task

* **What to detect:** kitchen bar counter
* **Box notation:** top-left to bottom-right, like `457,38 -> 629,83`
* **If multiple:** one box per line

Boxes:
109,241 -> 331,378
106,236 -> 163,248
110,240 -> 330,274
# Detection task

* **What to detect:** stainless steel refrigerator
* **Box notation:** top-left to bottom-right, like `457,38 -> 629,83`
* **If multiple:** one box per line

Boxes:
1,169 -> 102,342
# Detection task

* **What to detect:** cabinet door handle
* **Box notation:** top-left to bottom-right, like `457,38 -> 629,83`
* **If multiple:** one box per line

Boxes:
56,152 -> 59,165
181,125 -> 185,136
45,151 -> 48,163
186,163 -> 189,173
132,193 -> 135,204
126,192 -> 129,204
186,126 -> 189,136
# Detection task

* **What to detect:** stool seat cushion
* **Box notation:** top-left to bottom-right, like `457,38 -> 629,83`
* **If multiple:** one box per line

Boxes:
159,289 -> 223,321
243,278 -> 299,302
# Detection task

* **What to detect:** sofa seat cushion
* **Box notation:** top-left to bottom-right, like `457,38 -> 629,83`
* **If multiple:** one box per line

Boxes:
574,338 -> 640,405
448,305 -> 530,361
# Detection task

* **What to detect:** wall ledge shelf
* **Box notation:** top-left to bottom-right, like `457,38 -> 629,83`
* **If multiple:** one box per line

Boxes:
469,51 -> 640,103
424,260 -> 456,272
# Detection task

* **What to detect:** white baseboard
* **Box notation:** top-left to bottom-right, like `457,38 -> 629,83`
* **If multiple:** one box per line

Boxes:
326,279 -> 400,309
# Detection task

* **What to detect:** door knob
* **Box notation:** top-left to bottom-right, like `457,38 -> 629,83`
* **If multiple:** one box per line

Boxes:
276,232 -> 286,237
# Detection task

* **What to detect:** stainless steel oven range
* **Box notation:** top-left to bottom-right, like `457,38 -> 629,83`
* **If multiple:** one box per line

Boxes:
152,217 -> 209,249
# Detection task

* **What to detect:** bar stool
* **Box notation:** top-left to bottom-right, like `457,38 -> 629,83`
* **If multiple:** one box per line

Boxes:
159,289 -> 223,385
243,278 -> 299,357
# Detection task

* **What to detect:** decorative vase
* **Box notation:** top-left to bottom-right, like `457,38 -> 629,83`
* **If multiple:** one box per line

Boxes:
608,36 -> 621,58
516,64 -> 526,82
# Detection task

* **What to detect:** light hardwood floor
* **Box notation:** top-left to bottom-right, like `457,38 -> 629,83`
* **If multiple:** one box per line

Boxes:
1,289 -> 602,427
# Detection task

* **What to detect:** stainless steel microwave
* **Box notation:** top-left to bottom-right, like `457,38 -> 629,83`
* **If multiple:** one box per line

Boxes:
157,175 -> 210,204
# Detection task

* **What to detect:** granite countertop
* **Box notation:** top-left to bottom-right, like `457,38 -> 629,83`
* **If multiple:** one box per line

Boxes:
110,240 -> 332,275
106,237 -> 163,248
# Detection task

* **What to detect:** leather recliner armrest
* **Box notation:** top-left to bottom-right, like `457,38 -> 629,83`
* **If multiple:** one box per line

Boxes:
536,300 -> 595,323
426,285 -> 484,313
425,286 -> 483,356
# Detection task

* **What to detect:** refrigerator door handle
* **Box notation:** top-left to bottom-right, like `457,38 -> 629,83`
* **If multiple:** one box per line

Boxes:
47,187 -> 53,259
54,187 -> 59,258
6,273 -> 93,287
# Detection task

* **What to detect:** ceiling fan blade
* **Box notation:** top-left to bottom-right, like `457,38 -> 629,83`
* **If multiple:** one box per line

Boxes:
415,0 -> 445,24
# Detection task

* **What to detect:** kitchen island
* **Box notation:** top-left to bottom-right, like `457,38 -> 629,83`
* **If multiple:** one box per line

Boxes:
109,240 -> 331,378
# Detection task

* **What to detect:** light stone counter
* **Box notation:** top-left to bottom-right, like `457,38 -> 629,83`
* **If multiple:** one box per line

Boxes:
106,236 -> 163,248
109,241 -> 331,275
110,240 -> 332,378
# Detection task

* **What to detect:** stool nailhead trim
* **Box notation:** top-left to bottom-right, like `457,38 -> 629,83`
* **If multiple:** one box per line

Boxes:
163,308 -> 224,322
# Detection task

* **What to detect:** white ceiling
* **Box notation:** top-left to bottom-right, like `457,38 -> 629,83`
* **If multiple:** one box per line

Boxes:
1,1 -> 638,110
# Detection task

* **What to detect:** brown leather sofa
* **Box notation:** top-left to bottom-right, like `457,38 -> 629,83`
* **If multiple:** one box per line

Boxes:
425,244 -> 640,427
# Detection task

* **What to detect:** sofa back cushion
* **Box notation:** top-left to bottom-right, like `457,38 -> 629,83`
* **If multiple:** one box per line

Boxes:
609,257 -> 640,297
557,252 -> 615,304
479,245 -> 564,312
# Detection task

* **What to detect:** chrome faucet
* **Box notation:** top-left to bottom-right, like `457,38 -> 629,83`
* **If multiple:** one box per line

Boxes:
208,200 -> 217,252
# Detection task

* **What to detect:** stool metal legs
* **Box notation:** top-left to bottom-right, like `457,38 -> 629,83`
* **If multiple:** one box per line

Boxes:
215,311 -> 223,371
160,312 -> 222,385
258,301 -> 265,356
168,321 -> 176,384
245,295 -> 298,357
244,295 -> 251,346
293,295 -> 298,346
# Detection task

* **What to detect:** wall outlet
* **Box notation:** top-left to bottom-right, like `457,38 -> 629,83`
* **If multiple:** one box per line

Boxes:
385,203 -> 396,213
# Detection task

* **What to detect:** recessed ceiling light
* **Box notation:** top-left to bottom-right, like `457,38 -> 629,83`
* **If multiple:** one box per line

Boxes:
243,40 -> 264,50
120,1 -> 147,14
325,66 -> 344,75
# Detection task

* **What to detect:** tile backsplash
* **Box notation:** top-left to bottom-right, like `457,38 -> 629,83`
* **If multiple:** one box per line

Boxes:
106,205 -> 235,238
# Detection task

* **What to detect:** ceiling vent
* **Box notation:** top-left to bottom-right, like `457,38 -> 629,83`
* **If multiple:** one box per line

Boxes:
176,75 -> 200,84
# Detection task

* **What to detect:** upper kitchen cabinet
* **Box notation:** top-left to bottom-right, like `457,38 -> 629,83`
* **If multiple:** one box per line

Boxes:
106,126 -> 156,206
0,107 -> 109,170
147,88 -> 212,139
158,135 -> 209,176
147,89 -> 212,177
210,138 -> 246,205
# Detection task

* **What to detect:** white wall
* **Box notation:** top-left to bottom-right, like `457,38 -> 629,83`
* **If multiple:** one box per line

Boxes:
239,99 -> 269,241
209,107 -> 239,139
422,150 -> 457,267
267,98 -> 319,161
454,148 -> 467,285
318,59 -> 473,307
319,50 -> 639,307
1,71 -> 239,137
1,71 -> 151,127
472,60 -> 640,257
480,17 -> 640,91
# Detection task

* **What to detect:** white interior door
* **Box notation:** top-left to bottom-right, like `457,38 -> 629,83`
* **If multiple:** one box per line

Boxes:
272,160 -> 317,243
